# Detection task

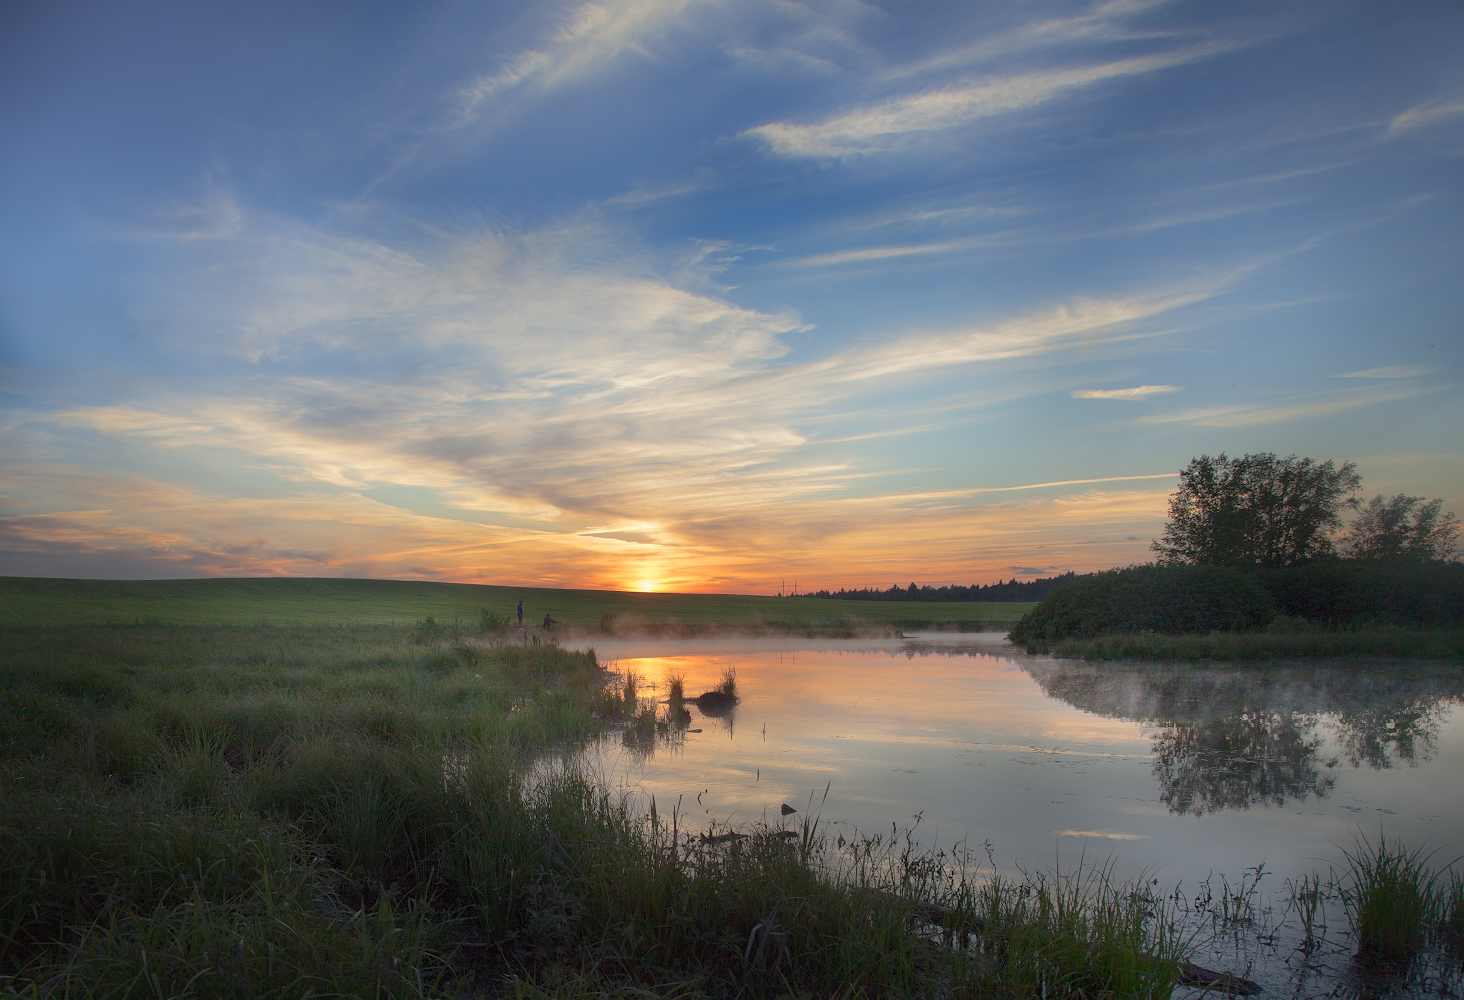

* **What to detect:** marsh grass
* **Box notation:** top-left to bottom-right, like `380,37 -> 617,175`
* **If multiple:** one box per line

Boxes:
716,665 -> 737,698
1340,832 -> 1448,966
1445,871 -> 1464,959
1285,873 -> 1329,953
2,624 -> 1191,998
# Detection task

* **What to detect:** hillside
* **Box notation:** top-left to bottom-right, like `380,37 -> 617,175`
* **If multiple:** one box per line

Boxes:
0,577 -> 1034,630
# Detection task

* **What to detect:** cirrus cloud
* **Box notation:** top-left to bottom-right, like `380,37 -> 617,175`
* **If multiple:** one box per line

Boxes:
1072,385 -> 1181,400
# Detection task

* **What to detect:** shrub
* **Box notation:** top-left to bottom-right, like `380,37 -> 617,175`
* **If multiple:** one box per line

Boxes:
1258,560 -> 1464,628
480,608 -> 513,632
1009,564 -> 1275,649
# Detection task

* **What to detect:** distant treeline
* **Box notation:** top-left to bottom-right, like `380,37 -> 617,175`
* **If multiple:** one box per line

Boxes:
802,573 -> 1084,603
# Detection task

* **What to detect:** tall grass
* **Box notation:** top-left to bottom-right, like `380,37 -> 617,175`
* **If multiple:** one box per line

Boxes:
1,624 -> 1191,998
1340,832 -> 1448,966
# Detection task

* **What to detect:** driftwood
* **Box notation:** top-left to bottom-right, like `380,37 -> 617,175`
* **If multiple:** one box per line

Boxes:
1175,962 -> 1263,995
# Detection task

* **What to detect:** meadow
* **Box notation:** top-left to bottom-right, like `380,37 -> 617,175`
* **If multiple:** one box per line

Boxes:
0,577 -> 1033,632
1,623 -> 1187,999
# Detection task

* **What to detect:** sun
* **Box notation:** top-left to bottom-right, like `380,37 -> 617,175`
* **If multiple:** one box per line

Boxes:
635,580 -> 660,593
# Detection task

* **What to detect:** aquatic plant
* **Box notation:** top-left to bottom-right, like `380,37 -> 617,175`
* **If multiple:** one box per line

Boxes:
1443,869 -> 1464,955
1340,831 -> 1444,964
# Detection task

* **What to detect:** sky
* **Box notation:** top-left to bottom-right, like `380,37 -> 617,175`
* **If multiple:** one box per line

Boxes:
1,0 -> 1461,594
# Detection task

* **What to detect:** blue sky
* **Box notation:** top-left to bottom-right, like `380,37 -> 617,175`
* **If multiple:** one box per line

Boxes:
1,0 -> 1460,592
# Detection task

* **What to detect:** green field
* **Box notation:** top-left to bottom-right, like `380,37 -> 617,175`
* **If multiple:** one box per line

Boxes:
0,625 -> 1188,997
0,576 -> 1033,630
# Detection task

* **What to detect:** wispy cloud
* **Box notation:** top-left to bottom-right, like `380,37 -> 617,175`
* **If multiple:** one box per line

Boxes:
781,241 -> 970,267
1141,383 -> 1446,428
743,44 -> 1236,158
0,457 -> 1177,591
9,191 -> 1230,589
1072,385 -> 1181,400
1387,93 -> 1464,136
450,0 -> 695,128
1335,365 -> 1433,379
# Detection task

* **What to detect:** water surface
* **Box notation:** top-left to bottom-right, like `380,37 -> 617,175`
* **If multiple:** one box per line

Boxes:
566,633 -> 1464,994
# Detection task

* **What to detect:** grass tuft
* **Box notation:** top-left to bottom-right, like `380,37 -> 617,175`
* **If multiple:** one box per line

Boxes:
1340,831 -> 1445,965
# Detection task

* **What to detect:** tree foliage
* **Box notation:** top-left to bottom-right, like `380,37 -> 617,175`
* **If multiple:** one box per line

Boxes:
1152,453 -> 1361,568
1338,494 -> 1460,563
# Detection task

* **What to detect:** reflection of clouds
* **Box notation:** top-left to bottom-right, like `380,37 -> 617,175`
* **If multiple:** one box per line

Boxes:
1023,660 -> 1464,816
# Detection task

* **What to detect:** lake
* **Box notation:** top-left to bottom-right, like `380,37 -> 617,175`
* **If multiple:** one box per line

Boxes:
565,632 -> 1464,996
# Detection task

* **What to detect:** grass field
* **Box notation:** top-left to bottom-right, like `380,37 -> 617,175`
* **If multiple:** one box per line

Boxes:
0,576 -> 1034,631
0,624 -> 1187,998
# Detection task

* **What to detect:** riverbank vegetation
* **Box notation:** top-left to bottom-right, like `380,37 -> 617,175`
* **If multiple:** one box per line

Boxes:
1040,628 -> 1464,661
2,623 -> 1189,998
1010,452 -> 1462,658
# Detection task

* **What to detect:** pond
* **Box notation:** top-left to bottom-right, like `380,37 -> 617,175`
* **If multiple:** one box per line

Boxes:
565,633 -> 1464,997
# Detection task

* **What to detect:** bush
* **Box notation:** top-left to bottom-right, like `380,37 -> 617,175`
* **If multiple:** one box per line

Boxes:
479,608 -> 513,632
1259,560 -> 1464,628
1009,564 -> 1275,648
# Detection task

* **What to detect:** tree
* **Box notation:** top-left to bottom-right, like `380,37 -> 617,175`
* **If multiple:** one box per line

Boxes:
1152,453 -> 1361,568
1339,494 -> 1460,562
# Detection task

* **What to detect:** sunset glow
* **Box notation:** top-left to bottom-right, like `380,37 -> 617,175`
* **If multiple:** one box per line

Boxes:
2,2 -> 1459,590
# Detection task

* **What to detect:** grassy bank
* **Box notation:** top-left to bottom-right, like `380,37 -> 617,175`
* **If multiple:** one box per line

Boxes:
1038,628 -> 1464,661
0,577 -> 1033,633
1,624 -> 1184,998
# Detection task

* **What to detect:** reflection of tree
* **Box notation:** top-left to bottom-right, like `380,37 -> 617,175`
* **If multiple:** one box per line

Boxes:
1151,712 -> 1334,816
1333,700 -> 1444,769
1022,659 -> 1462,816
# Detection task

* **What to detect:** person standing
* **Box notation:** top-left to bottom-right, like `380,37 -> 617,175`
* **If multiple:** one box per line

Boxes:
516,600 -> 523,627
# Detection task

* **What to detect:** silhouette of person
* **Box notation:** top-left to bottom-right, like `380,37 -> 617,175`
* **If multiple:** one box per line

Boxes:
517,600 -> 523,626
542,613 -> 557,630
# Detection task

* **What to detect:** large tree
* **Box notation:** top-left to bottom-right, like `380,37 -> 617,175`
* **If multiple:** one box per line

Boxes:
1338,494 -> 1460,562
1152,453 -> 1361,568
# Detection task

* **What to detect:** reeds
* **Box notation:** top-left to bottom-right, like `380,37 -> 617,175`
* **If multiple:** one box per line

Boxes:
1340,831 -> 1447,966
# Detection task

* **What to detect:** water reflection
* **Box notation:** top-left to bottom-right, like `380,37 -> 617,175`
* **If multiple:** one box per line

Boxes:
617,686 -> 735,765
1023,660 -> 1463,816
